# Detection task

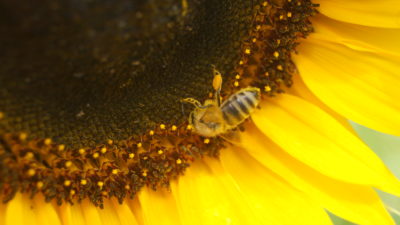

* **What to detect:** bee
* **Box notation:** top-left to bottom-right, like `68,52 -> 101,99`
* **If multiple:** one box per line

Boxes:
182,68 -> 261,137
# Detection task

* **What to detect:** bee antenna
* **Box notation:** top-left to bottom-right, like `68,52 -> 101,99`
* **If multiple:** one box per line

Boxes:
181,103 -> 185,116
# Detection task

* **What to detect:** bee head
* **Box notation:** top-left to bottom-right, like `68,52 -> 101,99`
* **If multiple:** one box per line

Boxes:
191,105 -> 225,137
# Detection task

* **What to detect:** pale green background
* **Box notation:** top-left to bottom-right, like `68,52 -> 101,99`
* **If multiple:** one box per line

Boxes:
331,122 -> 400,225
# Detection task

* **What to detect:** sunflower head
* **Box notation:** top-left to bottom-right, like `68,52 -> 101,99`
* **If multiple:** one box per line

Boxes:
0,0 -> 318,207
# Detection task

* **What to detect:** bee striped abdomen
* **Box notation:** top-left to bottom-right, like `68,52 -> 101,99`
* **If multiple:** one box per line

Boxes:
221,87 -> 260,127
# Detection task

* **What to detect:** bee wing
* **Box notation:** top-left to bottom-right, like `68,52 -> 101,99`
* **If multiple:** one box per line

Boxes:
219,129 -> 242,146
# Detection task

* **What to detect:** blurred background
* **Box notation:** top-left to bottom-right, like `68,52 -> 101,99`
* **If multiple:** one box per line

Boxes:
331,122 -> 400,225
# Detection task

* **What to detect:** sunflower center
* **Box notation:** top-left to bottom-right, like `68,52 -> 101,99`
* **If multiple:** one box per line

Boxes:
0,0 -> 317,207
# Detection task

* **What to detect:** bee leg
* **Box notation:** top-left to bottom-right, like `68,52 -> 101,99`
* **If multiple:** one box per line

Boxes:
214,89 -> 220,106
181,98 -> 210,109
181,98 -> 202,107
188,111 -> 194,126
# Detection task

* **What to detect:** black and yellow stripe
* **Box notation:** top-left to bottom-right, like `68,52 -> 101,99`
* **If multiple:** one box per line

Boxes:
221,87 -> 260,127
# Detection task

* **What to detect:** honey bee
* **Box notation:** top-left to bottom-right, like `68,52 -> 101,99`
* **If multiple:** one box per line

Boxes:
182,68 -> 261,137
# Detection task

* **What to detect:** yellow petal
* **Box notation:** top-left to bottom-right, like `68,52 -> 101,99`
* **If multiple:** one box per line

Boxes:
210,149 -> 333,225
311,14 -> 400,56
93,199 -> 139,225
110,199 -> 139,225
5,194 -> 38,225
288,71 -> 355,132
56,203 -> 86,225
252,93 -> 400,195
171,161 -> 263,225
315,0 -> 400,28
0,199 -> 6,225
96,200 -> 124,225
126,198 -> 145,225
31,196 -> 62,225
240,128 -> 395,225
294,39 -> 400,136
80,200 -> 104,225
139,187 -> 182,225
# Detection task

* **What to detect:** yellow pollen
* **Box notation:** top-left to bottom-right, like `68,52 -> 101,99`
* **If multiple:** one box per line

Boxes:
255,25 -> 261,30
158,149 -> 164,154
234,81 -> 239,87
244,48 -> 251,55
79,148 -> 85,155
125,185 -> 130,190
273,51 -> 279,58
107,139 -> 113,145
142,171 -> 147,177
176,159 -> 182,164
265,72 -> 269,77
80,179 -> 87,185
44,138 -> 52,146
19,132 -> 27,141
186,124 -> 192,130
58,144 -> 65,151
277,39 -> 281,45
36,181 -> 44,189
287,12 -> 292,18
160,124 -> 166,130
235,74 -> 240,79
204,138 -> 210,144
100,147 -> 107,154
264,86 -> 272,92
137,142 -> 142,148
279,15 -> 284,20
70,190 -> 76,195
128,153 -> 135,159
65,161 -> 72,168
297,2 -> 301,6
112,169 -> 119,175
149,130 -> 154,136
239,60 -> 244,65
171,125 -> 177,131
64,180 -> 71,186
252,38 -> 257,43
25,152 -> 34,159
262,1 -> 268,6
97,181 -> 104,188
277,65 -> 283,71
92,152 -> 99,159
27,169 -> 36,176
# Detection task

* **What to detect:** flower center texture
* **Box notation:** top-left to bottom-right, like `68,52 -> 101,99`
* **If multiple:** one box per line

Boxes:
0,0 -> 317,207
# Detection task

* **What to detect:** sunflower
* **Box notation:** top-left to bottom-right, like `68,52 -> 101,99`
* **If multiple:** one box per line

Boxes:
1,0 -> 400,224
